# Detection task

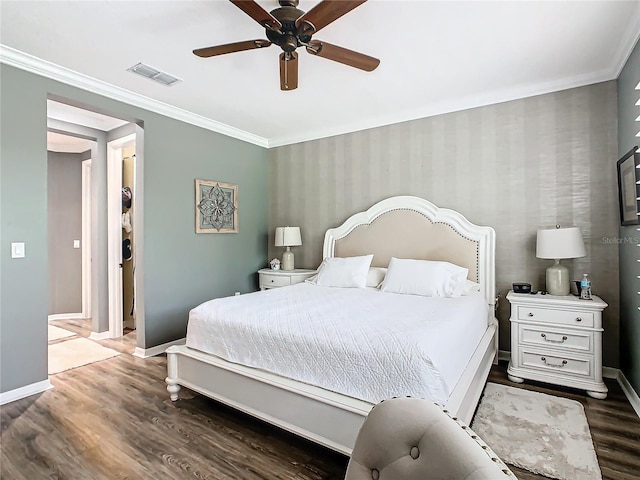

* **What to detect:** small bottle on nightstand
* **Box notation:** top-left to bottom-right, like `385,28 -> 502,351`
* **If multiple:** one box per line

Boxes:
580,274 -> 592,300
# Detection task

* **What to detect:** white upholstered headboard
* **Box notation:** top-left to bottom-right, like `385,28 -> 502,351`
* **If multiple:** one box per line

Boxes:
323,196 -> 496,307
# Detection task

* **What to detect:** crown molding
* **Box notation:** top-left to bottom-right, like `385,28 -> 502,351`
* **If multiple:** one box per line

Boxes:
268,66 -> 619,147
271,15 -> 640,147
612,4 -> 640,78
3,25 -> 637,151
0,45 -> 268,148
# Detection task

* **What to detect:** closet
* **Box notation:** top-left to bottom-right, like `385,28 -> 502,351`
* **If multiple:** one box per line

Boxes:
121,147 -> 136,330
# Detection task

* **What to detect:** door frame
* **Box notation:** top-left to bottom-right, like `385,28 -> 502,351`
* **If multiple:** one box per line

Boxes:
81,159 -> 92,319
106,133 -> 135,338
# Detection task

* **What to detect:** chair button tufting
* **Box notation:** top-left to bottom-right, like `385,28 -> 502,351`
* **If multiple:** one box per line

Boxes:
371,468 -> 380,480
410,446 -> 420,459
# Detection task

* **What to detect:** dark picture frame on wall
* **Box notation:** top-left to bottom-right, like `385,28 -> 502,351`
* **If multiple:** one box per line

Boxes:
617,146 -> 640,226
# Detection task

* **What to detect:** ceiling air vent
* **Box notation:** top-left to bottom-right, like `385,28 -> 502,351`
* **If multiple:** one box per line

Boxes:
127,62 -> 181,86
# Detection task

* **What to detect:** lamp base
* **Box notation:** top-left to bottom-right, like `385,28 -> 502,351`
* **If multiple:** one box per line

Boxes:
282,249 -> 295,271
546,260 -> 570,295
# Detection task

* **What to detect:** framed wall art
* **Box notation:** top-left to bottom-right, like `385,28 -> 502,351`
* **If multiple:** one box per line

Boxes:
616,147 -> 640,226
195,179 -> 238,233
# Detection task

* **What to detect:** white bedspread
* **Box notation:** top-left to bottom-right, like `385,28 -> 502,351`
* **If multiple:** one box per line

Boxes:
186,283 -> 489,405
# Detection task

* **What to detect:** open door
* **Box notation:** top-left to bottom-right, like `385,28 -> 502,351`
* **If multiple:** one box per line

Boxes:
106,133 -> 134,338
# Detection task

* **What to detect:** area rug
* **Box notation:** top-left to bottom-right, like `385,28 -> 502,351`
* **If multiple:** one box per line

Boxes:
48,337 -> 120,375
471,383 -> 601,480
48,324 -> 76,341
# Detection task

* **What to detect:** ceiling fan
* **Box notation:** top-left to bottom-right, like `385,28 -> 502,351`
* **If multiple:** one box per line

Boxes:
193,0 -> 380,91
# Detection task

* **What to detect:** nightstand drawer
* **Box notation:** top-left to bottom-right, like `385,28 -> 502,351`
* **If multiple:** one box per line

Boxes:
289,275 -> 310,286
519,325 -> 592,353
516,305 -> 594,327
261,274 -> 291,288
258,269 -> 317,291
520,348 -> 592,378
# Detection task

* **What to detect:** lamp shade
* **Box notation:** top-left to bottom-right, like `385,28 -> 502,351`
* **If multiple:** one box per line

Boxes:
274,226 -> 302,247
536,226 -> 586,259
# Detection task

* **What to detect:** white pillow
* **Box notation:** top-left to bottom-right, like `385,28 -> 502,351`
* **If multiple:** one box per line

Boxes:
380,258 -> 469,297
313,255 -> 374,288
462,279 -> 481,295
366,267 -> 388,288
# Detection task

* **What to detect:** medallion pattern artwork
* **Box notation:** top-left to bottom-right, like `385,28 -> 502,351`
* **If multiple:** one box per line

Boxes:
195,179 -> 238,233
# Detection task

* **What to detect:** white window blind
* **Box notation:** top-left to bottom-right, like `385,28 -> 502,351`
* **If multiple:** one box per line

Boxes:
636,80 -> 639,309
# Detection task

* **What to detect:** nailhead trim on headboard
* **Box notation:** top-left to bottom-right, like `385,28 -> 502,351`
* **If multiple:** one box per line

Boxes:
324,196 -> 495,307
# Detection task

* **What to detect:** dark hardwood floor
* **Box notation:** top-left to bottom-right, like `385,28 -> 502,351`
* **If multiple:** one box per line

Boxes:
1,323 -> 639,479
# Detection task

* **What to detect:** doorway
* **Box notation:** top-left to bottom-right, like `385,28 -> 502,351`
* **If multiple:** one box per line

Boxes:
46,131 -> 100,375
46,98 -> 145,356
107,133 -> 137,338
47,133 -> 94,326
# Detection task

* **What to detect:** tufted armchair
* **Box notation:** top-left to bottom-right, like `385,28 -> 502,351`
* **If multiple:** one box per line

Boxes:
344,397 -> 516,480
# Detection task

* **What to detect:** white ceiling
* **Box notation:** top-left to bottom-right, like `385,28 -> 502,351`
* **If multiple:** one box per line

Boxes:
47,131 -> 94,154
48,100 -> 129,132
1,1 -> 639,147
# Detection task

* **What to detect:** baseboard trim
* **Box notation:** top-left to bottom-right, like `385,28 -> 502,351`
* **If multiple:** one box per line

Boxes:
498,349 -> 511,362
88,331 -> 111,341
133,338 -> 186,359
616,369 -> 640,418
48,313 -> 84,322
0,379 -> 53,405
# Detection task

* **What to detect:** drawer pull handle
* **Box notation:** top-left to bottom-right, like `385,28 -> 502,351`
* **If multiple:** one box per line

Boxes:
576,317 -> 582,322
541,356 -> 567,368
541,333 -> 568,343
527,312 -> 534,317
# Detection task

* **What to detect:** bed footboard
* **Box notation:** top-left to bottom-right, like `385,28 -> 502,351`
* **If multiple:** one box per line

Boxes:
165,344 -> 372,455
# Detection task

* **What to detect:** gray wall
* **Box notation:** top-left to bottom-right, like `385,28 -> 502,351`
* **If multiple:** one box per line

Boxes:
0,64 -> 269,394
617,38 -> 640,393
47,151 -> 86,315
1,65 -> 48,392
270,82 -> 620,366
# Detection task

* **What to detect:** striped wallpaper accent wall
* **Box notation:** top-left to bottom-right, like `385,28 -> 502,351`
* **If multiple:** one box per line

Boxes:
269,81 -> 620,366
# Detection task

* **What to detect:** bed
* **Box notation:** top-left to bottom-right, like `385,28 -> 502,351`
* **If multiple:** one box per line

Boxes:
166,195 -> 497,455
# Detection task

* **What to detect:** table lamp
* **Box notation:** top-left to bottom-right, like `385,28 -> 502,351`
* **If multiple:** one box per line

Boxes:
536,225 -> 586,295
275,226 -> 302,271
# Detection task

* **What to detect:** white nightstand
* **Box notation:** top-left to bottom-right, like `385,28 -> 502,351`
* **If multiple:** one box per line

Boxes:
506,291 -> 608,399
258,268 -> 316,290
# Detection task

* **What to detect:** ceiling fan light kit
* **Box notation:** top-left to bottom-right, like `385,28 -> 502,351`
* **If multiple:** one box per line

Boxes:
193,0 -> 380,91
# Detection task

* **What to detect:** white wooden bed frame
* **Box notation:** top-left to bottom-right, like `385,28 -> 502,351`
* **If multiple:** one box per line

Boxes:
166,196 -> 497,455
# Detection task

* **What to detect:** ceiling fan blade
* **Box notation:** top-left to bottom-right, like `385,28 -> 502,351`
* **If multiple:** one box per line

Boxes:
306,40 -> 379,71
193,39 -> 271,58
229,0 -> 282,31
279,52 -> 298,91
295,0 -> 367,35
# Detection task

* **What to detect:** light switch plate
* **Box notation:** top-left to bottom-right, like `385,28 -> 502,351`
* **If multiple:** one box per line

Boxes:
11,242 -> 25,258
73,240 -> 80,249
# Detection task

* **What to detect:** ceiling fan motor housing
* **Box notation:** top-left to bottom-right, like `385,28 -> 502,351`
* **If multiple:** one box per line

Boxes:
266,5 -> 312,53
